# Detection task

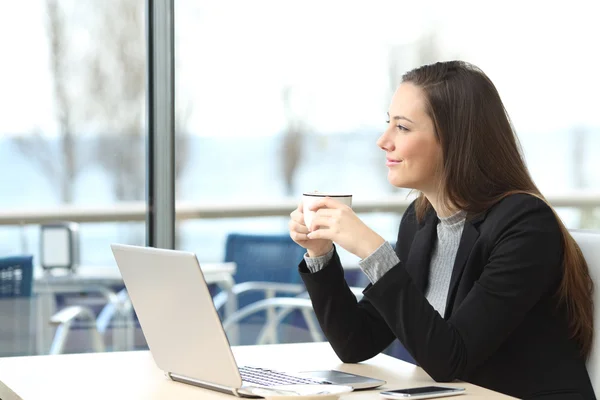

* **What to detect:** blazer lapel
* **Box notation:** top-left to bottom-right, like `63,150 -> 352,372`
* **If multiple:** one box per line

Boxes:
443,217 -> 481,318
404,212 -> 438,294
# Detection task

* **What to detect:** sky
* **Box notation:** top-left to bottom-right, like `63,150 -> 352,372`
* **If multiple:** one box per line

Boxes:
0,0 -> 599,138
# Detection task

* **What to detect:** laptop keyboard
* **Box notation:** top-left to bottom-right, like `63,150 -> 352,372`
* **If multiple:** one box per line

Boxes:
239,366 -> 330,387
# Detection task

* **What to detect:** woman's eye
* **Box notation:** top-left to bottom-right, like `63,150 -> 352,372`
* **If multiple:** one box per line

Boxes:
397,125 -> 409,131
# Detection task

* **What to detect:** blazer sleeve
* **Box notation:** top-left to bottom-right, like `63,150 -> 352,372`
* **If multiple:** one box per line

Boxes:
299,250 -> 397,362
363,197 -> 563,381
299,207 -> 416,363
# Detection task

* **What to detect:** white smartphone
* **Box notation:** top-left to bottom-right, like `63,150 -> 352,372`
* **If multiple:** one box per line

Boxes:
380,386 -> 465,399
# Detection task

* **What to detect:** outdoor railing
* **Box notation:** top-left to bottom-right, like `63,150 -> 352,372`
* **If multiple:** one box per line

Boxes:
1,193 -> 599,226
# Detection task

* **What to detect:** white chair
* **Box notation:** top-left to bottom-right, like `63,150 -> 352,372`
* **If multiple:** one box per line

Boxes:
219,286 -> 365,345
571,229 -> 600,395
49,288 -> 134,354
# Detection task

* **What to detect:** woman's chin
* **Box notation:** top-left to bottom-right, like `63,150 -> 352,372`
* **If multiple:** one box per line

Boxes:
388,175 -> 407,188
388,176 -> 416,191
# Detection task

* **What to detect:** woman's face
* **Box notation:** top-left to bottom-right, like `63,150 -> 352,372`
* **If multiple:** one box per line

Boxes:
377,82 -> 443,193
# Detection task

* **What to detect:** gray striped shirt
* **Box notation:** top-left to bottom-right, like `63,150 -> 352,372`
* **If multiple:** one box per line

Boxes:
304,210 -> 466,317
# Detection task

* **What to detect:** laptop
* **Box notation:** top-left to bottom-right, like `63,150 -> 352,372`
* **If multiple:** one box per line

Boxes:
110,243 -> 386,397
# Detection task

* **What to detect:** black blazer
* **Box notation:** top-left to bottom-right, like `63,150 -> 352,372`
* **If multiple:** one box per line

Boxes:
299,194 -> 595,399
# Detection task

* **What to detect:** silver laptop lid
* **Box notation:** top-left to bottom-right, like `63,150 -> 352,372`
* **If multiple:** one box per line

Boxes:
110,243 -> 242,390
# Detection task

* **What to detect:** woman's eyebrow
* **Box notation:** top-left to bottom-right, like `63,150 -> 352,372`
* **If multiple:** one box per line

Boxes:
391,115 -> 414,123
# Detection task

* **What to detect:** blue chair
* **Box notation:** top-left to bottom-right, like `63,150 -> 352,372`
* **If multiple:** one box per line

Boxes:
384,341 -> 417,365
215,235 -> 416,358
0,255 -> 33,298
219,233 -> 306,312
213,233 -> 309,344
224,233 -> 306,286
0,256 -> 36,356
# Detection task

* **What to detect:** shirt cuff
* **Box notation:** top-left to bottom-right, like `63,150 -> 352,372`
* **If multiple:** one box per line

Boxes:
304,246 -> 335,273
358,241 -> 400,284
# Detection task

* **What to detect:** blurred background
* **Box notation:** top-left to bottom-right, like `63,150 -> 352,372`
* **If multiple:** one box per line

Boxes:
1,0 -> 598,358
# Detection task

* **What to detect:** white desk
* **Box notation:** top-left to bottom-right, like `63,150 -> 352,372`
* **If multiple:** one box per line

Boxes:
33,263 -> 237,291
32,263 -> 238,353
0,342 -> 515,399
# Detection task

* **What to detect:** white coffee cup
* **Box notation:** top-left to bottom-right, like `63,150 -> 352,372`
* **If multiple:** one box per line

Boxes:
302,192 -> 353,229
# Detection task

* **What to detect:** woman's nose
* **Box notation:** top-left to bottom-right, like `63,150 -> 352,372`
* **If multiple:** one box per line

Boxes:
377,129 -> 395,152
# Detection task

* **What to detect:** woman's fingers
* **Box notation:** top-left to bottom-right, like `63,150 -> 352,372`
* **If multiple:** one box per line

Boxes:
306,228 -> 332,240
289,218 -> 310,243
308,197 -> 347,211
310,215 -> 334,232
290,230 -> 309,242
290,209 -> 306,225
313,208 -> 339,218
289,219 -> 309,234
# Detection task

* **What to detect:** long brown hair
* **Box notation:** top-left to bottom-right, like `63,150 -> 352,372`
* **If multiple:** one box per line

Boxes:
402,61 -> 594,357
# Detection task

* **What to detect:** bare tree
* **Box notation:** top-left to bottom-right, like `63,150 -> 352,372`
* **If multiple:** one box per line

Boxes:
82,0 -> 190,204
83,0 -> 145,203
279,86 -> 304,196
12,0 -> 83,203
77,0 -> 191,248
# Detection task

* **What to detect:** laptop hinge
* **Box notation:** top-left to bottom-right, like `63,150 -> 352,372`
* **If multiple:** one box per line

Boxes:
168,371 -> 248,397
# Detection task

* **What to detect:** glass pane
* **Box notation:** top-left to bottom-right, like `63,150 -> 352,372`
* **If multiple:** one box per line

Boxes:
174,1 -> 600,348
0,0 -> 146,356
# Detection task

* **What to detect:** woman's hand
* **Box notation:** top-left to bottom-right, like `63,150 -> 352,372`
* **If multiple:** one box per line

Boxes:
306,197 -> 385,259
289,201 -> 333,257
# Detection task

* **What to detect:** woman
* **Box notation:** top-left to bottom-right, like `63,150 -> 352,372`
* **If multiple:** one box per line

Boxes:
288,61 -> 595,399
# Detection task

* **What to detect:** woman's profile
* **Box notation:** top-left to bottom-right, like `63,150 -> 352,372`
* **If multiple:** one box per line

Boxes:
289,61 -> 596,399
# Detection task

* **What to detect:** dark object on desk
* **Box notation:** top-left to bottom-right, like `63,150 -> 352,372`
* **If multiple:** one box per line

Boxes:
295,369 -> 386,389
380,385 -> 465,399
